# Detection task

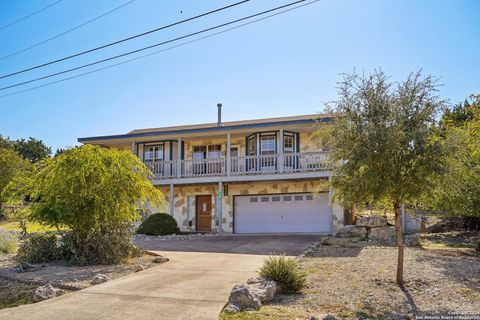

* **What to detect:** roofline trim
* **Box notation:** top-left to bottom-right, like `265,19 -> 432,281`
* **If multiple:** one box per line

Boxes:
78,117 -> 331,143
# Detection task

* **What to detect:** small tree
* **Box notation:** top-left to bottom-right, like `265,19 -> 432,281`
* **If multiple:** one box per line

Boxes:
328,70 -> 445,285
0,148 -> 23,215
30,144 -> 163,264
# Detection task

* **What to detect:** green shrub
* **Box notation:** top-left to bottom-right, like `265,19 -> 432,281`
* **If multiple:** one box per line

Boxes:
62,223 -> 141,265
259,255 -> 307,294
0,230 -> 17,254
136,213 -> 180,236
15,233 -> 59,264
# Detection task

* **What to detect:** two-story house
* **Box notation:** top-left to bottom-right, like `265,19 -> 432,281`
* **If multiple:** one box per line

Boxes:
78,105 -> 344,234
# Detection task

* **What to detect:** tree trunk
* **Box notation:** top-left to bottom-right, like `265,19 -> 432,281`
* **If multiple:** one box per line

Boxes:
394,202 -> 404,286
345,204 -> 357,225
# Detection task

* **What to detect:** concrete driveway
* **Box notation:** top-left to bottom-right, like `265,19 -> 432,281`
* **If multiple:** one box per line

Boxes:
134,234 -> 321,255
0,235 -> 319,320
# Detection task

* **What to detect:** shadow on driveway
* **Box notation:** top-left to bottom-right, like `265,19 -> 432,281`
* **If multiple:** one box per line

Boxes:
134,234 -> 322,256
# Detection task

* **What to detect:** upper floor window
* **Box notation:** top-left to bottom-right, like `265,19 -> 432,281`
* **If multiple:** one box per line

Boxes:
260,136 -> 276,155
144,144 -> 164,162
208,144 -> 222,159
248,135 -> 256,156
284,135 -> 294,153
193,145 -> 222,159
193,146 -> 206,160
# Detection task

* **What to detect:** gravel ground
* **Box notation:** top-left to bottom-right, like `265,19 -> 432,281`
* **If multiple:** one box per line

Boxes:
226,238 -> 480,320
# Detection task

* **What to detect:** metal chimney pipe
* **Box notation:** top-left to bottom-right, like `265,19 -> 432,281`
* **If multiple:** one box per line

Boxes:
217,103 -> 222,126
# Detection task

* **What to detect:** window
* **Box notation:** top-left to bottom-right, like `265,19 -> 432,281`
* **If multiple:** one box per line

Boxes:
230,146 -> 239,157
295,195 -> 303,201
260,136 -> 275,155
193,146 -> 206,160
250,197 -> 258,203
272,196 -> 281,202
193,145 -> 222,160
283,195 -> 292,201
284,135 -> 294,153
248,135 -> 256,156
208,145 -> 222,159
306,195 -> 313,200
261,197 -> 269,202
144,144 -> 164,161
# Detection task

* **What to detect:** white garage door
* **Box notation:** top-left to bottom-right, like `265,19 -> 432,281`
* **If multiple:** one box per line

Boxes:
234,193 -> 331,234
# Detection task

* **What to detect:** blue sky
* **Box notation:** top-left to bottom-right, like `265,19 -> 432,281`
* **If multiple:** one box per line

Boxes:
0,0 -> 479,151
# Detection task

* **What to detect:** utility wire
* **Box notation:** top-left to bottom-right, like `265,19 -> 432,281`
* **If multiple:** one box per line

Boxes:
0,0 -> 309,91
0,0 -> 136,61
0,0 -> 250,80
0,0 -> 64,31
0,0 -> 321,99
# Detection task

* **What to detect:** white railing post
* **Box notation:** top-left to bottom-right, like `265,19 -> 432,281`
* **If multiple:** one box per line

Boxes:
226,133 -> 231,176
176,137 -> 182,178
278,130 -> 284,173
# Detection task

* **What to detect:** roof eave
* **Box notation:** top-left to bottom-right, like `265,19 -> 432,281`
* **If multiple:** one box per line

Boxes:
77,117 -> 332,144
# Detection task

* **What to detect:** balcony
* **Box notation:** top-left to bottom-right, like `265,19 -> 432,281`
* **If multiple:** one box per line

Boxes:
144,151 -> 329,180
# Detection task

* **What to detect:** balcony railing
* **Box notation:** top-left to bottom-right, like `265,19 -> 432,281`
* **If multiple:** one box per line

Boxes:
144,151 -> 328,179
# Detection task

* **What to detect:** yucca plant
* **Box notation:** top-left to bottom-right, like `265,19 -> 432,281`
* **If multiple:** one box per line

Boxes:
259,255 -> 306,294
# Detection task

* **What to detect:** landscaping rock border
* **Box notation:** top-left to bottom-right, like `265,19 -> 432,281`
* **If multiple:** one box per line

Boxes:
133,233 -> 220,241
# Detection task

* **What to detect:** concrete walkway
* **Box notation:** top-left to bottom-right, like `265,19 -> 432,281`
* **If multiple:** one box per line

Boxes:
0,251 -> 266,320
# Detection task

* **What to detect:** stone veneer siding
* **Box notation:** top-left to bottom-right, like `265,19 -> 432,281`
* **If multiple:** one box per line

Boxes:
156,178 -> 344,234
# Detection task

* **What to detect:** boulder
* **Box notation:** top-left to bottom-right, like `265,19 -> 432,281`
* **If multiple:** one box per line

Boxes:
226,284 -> 262,312
224,303 -> 241,314
250,280 -> 277,302
369,226 -> 396,243
356,215 -> 387,228
336,225 -> 367,238
246,277 -> 264,285
152,256 -> 169,264
32,284 -> 64,302
91,274 -> 109,285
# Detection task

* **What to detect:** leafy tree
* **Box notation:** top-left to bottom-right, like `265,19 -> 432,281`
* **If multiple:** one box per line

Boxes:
14,137 -> 51,163
0,148 -> 23,215
327,70 -> 445,285
0,135 -> 14,150
441,94 -> 480,127
29,144 -> 163,264
430,95 -> 480,218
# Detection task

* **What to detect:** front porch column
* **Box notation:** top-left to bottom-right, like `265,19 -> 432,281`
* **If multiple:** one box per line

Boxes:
226,133 -> 231,176
176,137 -> 182,177
217,181 -> 223,233
278,129 -> 284,173
169,183 -> 174,217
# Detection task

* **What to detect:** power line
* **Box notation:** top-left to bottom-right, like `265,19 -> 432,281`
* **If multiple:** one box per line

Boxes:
0,0 -> 250,80
0,0 -> 64,31
0,0 -> 136,61
0,0 -> 321,99
0,0 -> 310,91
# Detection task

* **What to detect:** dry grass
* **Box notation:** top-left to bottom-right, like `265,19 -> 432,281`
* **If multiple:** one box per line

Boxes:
0,221 -> 64,233
223,238 -> 480,320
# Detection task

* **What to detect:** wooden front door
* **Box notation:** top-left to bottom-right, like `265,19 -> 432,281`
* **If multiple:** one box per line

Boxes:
196,195 -> 212,232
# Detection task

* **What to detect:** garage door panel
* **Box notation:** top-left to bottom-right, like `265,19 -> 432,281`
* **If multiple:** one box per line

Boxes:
234,193 -> 330,234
